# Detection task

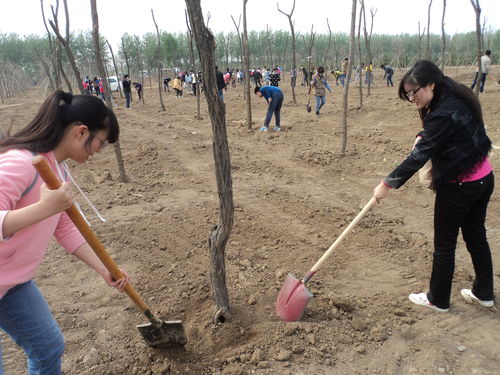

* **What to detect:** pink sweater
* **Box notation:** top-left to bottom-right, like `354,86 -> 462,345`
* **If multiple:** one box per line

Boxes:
0,149 -> 85,298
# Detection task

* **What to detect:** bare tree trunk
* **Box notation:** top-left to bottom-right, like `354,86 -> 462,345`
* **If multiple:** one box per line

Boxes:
106,39 -> 123,98
426,0 -> 433,60
90,0 -> 128,183
356,3 -> 363,107
440,0 -> 447,71
470,0 -> 482,96
185,0 -> 234,324
186,10 -> 202,120
341,0 -> 357,155
151,9 -> 166,111
49,0 -> 85,94
242,0 -> 252,129
278,0 -> 297,103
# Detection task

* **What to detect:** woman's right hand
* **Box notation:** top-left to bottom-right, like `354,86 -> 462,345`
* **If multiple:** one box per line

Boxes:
373,181 -> 390,204
39,182 -> 75,214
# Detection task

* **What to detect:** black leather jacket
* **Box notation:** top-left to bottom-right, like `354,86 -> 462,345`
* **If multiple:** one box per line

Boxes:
385,95 -> 491,190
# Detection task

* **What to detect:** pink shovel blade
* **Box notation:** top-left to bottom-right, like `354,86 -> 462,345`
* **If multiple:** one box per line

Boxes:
276,273 -> 314,322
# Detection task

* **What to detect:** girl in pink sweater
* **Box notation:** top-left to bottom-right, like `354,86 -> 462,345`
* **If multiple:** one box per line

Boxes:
0,90 -> 130,374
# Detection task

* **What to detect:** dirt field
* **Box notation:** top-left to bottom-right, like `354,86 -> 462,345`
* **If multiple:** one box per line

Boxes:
1,67 -> 499,375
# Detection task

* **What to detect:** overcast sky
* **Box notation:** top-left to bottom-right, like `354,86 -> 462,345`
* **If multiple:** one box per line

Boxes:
1,0 -> 499,49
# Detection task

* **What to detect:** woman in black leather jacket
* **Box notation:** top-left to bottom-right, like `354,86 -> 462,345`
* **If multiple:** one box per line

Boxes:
373,60 -> 495,312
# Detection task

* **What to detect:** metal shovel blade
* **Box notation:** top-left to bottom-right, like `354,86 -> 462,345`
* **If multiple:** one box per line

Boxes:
276,274 -> 314,322
137,320 -> 187,348
306,103 -> 312,113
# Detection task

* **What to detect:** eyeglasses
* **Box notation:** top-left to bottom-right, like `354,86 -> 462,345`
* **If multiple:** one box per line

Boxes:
405,86 -> 422,100
89,130 -> 109,149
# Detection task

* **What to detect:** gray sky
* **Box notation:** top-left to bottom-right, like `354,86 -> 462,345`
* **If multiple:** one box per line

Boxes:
1,0 -> 499,49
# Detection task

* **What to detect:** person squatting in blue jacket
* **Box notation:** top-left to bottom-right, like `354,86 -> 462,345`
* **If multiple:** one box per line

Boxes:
254,85 -> 284,132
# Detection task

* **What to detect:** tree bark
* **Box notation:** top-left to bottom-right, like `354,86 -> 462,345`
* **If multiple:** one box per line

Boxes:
90,0 -> 128,183
341,0 -> 357,155
151,9 -> 166,111
185,0 -> 234,324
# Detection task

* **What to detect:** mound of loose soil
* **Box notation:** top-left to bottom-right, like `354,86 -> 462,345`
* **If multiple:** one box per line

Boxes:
1,67 -> 499,375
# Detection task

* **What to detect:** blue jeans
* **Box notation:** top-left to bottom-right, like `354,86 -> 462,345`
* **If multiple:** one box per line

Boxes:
0,280 -> 64,375
124,91 -> 131,108
315,95 -> 326,113
386,72 -> 394,86
339,74 -> 346,87
217,89 -> 224,101
264,93 -> 284,128
471,72 -> 487,93
428,172 -> 494,309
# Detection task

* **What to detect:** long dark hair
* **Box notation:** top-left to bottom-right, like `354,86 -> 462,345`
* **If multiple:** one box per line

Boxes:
398,60 -> 483,124
0,90 -> 119,153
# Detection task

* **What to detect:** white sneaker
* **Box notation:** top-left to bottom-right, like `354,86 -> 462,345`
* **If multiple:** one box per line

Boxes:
460,289 -> 494,308
409,292 -> 449,313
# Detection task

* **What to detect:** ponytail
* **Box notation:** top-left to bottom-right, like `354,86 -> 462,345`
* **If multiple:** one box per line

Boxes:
0,90 -> 119,153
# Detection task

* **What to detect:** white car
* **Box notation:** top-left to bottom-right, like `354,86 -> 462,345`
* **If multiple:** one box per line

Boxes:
107,76 -> 121,91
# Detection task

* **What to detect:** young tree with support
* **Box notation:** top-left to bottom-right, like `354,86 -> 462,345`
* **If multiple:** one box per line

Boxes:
151,9 -> 166,112
426,0 -> 433,60
106,39 -> 123,98
356,4 -> 364,108
341,0 -> 357,155
48,0 -> 85,94
90,0 -> 128,183
278,0 -> 297,104
470,0 -> 483,96
440,0 -> 447,72
361,1 -> 376,96
306,25 -> 316,86
242,0 -> 253,129
185,0 -> 235,324
186,10 -> 202,120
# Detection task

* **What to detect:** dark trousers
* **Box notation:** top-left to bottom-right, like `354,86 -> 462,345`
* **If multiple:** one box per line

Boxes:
124,91 -> 131,108
471,72 -> 487,93
428,172 -> 494,308
264,93 -> 284,128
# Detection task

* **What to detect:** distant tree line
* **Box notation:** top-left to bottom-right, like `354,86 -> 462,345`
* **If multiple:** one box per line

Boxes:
0,28 -> 499,97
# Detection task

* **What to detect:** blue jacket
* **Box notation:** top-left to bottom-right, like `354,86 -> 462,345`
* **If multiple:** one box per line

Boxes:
259,85 -> 283,100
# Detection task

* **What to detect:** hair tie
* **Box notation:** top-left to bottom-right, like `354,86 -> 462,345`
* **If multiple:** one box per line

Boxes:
60,92 -> 73,104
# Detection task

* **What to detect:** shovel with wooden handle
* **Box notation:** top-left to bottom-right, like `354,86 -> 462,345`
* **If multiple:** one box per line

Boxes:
32,155 -> 186,348
276,197 -> 376,322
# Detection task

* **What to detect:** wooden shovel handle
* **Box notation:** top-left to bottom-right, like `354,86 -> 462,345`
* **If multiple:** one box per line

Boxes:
310,197 -> 376,273
32,156 -> 149,313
